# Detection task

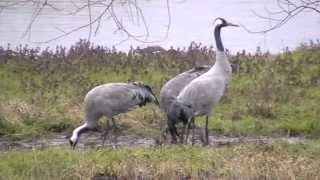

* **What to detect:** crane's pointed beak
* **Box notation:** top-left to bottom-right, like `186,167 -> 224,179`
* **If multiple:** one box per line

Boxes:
149,90 -> 160,106
227,22 -> 239,27
69,139 -> 77,150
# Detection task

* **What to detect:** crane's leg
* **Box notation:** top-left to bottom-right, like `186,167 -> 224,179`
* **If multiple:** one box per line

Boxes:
191,117 -> 196,145
204,116 -> 209,146
161,127 -> 168,141
180,123 -> 187,144
168,125 -> 179,144
185,117 -> 194,144
185,123 -> 190,144
181,116 -> 193,144
102,118 -> 110,147
167,118 -> 179,144
111,117 -> 119,148
161,116 -> 169,143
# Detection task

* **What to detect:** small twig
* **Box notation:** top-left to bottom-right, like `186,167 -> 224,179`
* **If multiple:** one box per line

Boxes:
21,0 -> 47,38
250,9 -> 282,22
87,0 -> 93,41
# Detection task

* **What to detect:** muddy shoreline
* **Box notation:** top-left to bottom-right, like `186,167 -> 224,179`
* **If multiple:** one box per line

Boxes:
0,132 -> 306,151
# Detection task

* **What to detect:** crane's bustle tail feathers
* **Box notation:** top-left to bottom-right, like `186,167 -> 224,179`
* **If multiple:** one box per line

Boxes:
166,99 -> 193,143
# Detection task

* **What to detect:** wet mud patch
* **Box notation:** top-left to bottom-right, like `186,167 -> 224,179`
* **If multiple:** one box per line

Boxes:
0,132 -> 156,150
0,131 -> 306,150
92,172 -> 196,180
93,172 -> 118,180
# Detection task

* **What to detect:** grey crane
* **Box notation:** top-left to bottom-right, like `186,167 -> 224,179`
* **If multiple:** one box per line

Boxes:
159,66 -> 210,141
69,81 -> 159,149
167,17 -> 238,144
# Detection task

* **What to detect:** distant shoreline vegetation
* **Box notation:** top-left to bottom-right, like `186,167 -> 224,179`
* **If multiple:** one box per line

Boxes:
0,39 -> 319,140
1,39 -> 320,59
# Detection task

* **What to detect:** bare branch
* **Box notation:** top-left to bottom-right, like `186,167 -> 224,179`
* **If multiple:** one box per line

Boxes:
22,0 -> 47,39
108,0 -> 151,42
87,0 -> 93,40
94,14 -> 103,35
35,0 -> 115,43
250,9 -> 282,22
243,0 -> 320,34
1,0 -> 172,45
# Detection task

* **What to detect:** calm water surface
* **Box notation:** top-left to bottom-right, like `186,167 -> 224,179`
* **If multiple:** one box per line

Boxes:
0,0 -> 319,53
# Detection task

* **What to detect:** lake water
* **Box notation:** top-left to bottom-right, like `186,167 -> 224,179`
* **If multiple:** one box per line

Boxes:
0,0 -> 319,53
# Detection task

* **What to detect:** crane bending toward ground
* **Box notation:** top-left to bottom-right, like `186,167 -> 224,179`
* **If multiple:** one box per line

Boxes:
167,17 -> 238,144
69,81 -> 159,149
159,66 -> 210,142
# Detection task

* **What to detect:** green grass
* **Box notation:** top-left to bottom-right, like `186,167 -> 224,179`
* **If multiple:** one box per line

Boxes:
0,42 -> 319,139
0,43 -> 320,179
0,141 -> 320,179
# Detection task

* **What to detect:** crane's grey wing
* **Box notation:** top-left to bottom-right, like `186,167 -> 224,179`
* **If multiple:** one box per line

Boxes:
85,83 -> 145,116
104,84 -> 144,109
159,66 -> 210,113
178,76 -> 226,115
161,66 -> 210,98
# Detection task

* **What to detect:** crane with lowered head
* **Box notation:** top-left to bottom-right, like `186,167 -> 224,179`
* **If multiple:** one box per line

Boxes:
69,81 -> 159,149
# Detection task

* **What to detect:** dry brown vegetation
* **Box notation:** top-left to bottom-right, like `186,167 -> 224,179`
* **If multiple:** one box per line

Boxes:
0,40 -> 320,140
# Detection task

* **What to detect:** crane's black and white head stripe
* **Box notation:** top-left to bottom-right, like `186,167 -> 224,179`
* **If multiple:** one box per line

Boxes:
213,17 -> 238,28
69,122 -> 91,149
213,18 -> 226,27
213,17 -> 239,51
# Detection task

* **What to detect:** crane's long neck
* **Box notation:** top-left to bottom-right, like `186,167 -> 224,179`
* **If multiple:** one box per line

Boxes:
70,122 -> 90,142
206,25 -> 232,80
214,24 -> 224,52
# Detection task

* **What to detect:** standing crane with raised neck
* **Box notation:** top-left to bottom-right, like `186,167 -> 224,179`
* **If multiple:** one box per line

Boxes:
166,17 -> 239,144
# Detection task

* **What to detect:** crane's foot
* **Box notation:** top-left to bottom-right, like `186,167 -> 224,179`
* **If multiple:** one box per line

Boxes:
171,138 -> 178,144
203,116 -> 209,146
202,131 -> 209,146
191,125 -> 196,146
171,134 -> 178,144
199,132 -> 209,146
102,133 -> 107,147
159,127 -> 170,145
